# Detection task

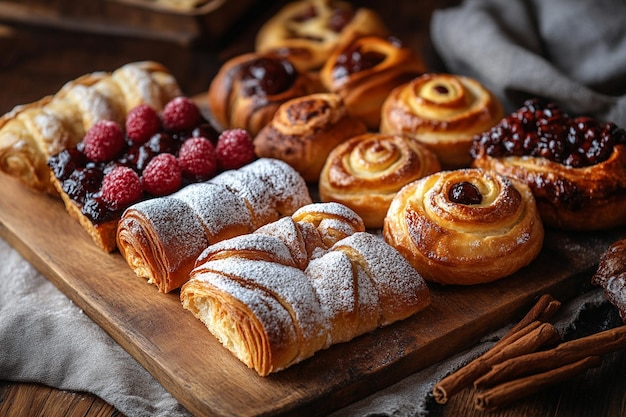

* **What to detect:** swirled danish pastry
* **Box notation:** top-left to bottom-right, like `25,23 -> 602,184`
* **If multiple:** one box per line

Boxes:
380,73 -> 503,169
319,36 -> 425,130
253,93 -> 367,182
471,99 -> 626,231
207,52 -> 319,136
319,132 -> 441,229
255,0 -> 388,73
383,168 -> 544,285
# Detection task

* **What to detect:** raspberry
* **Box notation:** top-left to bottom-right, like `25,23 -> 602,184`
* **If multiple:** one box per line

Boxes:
178,137 -> 218,181
125,104 -> 161,144
215,128 -> 256,170
82,120 -> 125,162
161,96 -> 201,132
101,166 -> 143,208
141,153 -> 182,196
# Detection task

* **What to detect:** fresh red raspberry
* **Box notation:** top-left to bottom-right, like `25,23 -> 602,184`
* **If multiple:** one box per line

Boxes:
178,137 -> 218,181
141,153 -> 183,196
101,166 -> 143,208
125,104 -> 161,144
161,96 -> 201,132
82,120 -> 125,162
215,128 -> 256,170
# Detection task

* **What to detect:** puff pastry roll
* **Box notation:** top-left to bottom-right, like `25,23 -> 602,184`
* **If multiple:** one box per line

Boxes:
380,73 -> 503,169
319,132 -> 441,228
472,99 -> 626,231
384,168 -> 544,285
117,158 -> 312,293
319,35 -> 425,129
255,0 -> 388,73
207,52 -> 319,136
0,61 -> 182,194
593,238 -> 626,323
253,93 -> 367,182
181,202 -> 430,376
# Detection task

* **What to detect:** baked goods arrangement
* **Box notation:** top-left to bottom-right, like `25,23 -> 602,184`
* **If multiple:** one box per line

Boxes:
181,202 -> 430,376
380,73 -> 504,169
319,132 -> 441,228
117,158 -> 312,293
0,61 -> 182,195
384,168 -> 544,285
471,98 -> 626,231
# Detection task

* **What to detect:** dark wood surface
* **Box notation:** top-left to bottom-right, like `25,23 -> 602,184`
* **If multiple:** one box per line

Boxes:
1,1 -> 625,416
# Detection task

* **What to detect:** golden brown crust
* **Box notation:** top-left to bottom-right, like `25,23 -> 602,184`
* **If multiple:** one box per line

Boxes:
380,73 -> 503,169
207,52 -> 320,136
383,168 -> 544,285
319,36 -> 425,130
472,144 -> 626,231
0,61 -> 182,194
319,132 -> 441,229
253,93 -> 367,182
255,0 -> 389,73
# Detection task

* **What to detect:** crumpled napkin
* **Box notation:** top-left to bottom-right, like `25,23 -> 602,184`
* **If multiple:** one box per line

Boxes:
430,0 -> 626,125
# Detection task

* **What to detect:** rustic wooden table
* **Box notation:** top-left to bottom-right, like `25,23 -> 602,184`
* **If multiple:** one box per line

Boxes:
0,1 -> 624,416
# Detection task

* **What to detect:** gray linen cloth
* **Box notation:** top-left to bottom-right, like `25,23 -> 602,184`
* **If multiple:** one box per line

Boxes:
430,0 -> 626,125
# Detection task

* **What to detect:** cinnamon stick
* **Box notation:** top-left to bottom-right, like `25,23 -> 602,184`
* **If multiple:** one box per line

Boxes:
432,322 -> 558,404
499,294 -> 561,343
474,356 -> 602,411
474,324 -> 626,389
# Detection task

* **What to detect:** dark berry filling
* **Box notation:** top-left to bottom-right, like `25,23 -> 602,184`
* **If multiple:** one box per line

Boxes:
240,57 -> 298,97
331,43 -> 386,80
448,182 -> 482,205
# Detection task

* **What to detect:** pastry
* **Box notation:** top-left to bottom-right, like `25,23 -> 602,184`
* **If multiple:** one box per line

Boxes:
207,52 -> 320,136
471,99 -> 626,231
319,35 -> 425,129
117,158 -> 312,293
0,61 -> 182,194
380,73 -> 503,169
181,202 -> 430,376
253,93 -> 367,182
319,132 -> 441,229
383,168 -> 544,285
255,0 -> 389,73
592,238 -> 626,323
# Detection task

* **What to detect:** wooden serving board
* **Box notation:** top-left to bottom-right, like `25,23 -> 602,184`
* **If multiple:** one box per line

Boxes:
1,174 -> 624,417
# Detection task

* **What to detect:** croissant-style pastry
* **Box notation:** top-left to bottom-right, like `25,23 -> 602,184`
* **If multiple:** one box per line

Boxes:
181,202 -> 430,376
117,158 -> 312,293
207,52 -> 320,137
255,0 -> 389,73
592,238 -> 626,323
319,35 -> 426,129
253,93 -> 367,182
319,132 -> 441,229
0,61 -> 182,194
380,73 -> 503,169
383,168 -> 544,285
471,99 -> 626,231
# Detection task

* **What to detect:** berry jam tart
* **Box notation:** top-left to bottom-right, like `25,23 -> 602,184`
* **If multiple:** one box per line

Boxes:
48,96 -> 256,252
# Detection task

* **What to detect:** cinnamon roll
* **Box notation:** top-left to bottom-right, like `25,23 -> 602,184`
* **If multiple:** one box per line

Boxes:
255,0 -> 388,73
471,99 -> 626,231
319,132 -> 441,229
253,93 -> 367,182
207,52 -> 319,136
319,36 -> 426,130
383,168 -> 544,285
380,73 -> 503,169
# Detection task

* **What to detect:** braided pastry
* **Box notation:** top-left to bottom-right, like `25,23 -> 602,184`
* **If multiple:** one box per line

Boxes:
117,158 -> 312,293
207,52 -> 320,136
380,73 -> 503,169
255,0 -> 388,73
319,132 -> 441,229
593,238 -> 626,323
181,202 -> 430,376
253,93 -> 367,182
319,35 -> 425,129
383,168 -> 544,285
0,61 -> 182,194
